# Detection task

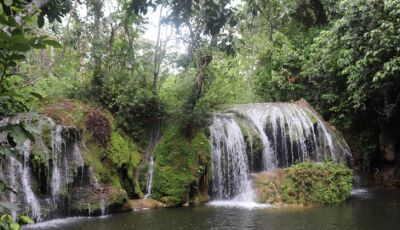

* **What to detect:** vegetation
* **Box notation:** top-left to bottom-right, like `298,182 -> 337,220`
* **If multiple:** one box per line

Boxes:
254,162 -> 353,205
282,162 -> 353,205
0,0 -> 400,224
151,125 -> 210,206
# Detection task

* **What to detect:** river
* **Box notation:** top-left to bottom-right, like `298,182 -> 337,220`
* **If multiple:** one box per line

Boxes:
24,188 -> 400,230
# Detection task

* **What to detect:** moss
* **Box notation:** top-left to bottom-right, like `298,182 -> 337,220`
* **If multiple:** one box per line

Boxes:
106,131 -> 140,168
151,124 -> 211,206
71,187 -> 128,215
40,98 -> 115,130
305,110 -> 318,125
282,161 -> 353,205
40,122 -> 53,149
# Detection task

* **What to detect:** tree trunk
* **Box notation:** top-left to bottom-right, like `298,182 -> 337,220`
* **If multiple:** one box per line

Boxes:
187,53 -> 213,113
310,0 -> 327,26
152,5 -> 164,95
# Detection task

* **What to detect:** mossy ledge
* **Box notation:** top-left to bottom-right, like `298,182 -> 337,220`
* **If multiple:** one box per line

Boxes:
253,162 -> 353,206
150,124 -> 211,207
39,98 -> 142,213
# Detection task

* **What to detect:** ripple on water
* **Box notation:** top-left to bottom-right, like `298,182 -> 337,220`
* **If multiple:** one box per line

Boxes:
22,216 -> 111,230
207,200 -> 273,209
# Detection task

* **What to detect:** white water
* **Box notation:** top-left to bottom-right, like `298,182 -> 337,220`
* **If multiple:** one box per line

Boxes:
210,114 -> 255,205
144,157 -> 154,198
100,198 -> 107,215
232,103 -> 352,169
23,217 -> 90,229
209,103 -> 353,207
50,125 -> 65,212
144,123 -> 161,199
22,140 -> 42,221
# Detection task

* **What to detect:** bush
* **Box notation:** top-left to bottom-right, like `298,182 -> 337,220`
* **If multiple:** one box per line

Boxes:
282,161 -> 353,205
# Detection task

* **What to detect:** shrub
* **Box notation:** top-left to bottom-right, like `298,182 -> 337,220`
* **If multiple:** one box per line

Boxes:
282,161 -> 353,205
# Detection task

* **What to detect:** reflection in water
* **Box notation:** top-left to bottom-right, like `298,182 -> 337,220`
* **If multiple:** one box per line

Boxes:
24,189 -> 400,230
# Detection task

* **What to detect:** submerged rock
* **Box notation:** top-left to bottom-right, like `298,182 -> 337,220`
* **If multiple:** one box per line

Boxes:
129,199 -> 166,210
71,186 -> 129,216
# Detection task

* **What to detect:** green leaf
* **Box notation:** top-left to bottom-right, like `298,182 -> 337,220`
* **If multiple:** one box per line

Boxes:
19,216 -> 34,224
0,31 -> 11,41
10,223 -> 20,230
29,91 -> 43,99
6,16 -> 19,27
11,43 -> 31,52
12,34 -> 29,44
9,54 -> 25,61
42,39 -> 62,48
37,16 -> 45,28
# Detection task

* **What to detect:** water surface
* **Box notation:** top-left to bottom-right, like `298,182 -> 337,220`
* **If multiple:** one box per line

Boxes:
25,188 -> 400,230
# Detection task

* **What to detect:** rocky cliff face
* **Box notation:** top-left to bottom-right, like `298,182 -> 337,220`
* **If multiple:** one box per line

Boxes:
0,100 -> 139,222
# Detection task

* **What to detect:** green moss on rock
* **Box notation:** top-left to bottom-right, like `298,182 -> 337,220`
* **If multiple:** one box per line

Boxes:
107,131 -> 139,168
282,162 -> 353,205
254,162 -> 353,205
151,125 -> 211,206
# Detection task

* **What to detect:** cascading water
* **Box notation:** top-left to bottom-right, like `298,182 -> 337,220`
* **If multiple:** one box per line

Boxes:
144,157 -> 154,198
50,125 -> 65,215
0,114 -> 101,222
209,102 -> 353,206
209,114 -> 269,208
21,140 -> 42,221
144,121 -> 162,199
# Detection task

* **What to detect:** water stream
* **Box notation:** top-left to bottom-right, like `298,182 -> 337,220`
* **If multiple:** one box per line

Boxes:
209,103 -> 353,206
144,121 -> 162,199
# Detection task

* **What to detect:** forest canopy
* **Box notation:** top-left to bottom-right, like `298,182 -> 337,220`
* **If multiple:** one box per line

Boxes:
1,0 -> 399,178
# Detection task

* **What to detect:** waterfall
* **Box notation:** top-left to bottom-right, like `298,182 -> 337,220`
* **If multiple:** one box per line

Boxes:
210,114 -> 254,202
50,125 -> 65,212
144,121 -> 162,199
0,114 -> 103,221
21,140 -> 42,221
209,102 -> 353,205
230,103 -> 353,169
144,157 -> 154,198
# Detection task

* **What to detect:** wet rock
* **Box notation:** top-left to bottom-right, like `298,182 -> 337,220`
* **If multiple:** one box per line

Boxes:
70,185 -> 129,216
379,132 -> 397,162
129,199 -> 166,210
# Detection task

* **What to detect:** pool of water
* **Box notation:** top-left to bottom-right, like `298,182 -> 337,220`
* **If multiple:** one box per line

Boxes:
24,188 -> 400,230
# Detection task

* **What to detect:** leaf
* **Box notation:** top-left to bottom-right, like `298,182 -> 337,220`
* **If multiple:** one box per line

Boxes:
29,91 -> 43,99
42,39 -> 62,48
11,34 -> 29,44
37,16 -> 45,28
5,125 -> 33,146
9,54 -> 25,61
6,16 -> 19,27
10,223 -> 20,230
19,216 -> 34,224
0,31 -> 11,41
11,43 -> 31,52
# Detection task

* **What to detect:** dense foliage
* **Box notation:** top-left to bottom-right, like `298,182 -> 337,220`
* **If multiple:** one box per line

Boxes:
282,162 -> 353,205
1,0 -> 400,220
